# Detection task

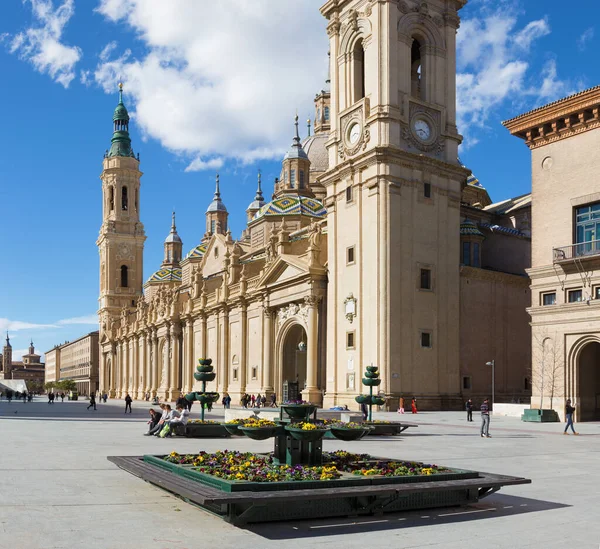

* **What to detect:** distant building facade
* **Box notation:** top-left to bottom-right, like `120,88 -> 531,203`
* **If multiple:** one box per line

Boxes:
0,335 -> 45,387
97,0 -> 532,408
45,332 -> 100,395
505,86 -> 600,420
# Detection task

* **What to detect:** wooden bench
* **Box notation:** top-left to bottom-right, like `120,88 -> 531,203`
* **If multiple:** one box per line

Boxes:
108,456 -> 530,526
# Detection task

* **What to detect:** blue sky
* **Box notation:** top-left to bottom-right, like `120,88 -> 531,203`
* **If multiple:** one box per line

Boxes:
0,0 -> 598,360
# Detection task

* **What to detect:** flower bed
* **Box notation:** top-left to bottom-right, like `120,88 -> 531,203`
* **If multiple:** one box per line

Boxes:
143,450 -> 479,493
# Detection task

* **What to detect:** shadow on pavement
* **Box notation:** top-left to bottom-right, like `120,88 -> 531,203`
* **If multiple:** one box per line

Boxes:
246,493 -> 569,539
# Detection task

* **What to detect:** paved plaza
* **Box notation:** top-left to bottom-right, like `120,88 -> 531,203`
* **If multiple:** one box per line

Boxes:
1,398 -> 599,549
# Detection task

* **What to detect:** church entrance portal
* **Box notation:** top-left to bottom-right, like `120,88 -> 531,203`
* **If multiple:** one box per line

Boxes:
578,341 -> 600,421
281,324 -> 307,403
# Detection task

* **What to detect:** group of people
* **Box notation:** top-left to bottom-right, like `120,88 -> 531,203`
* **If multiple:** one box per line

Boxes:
240,393 -> 276,408
0,391 -> 31,403
397,397 -> 418,415
47,392 -> 65,404
145,403 -> 190,437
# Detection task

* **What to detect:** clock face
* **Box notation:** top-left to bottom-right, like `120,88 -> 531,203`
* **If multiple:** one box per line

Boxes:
348,123 -> 361,145
413,119 -> 431,141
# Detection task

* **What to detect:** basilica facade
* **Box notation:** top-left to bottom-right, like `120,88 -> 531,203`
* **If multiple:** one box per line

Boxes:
98,0 -> 532,409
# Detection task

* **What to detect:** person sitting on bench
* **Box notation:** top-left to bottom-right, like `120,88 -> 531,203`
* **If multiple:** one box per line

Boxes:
165,405 -> 189,436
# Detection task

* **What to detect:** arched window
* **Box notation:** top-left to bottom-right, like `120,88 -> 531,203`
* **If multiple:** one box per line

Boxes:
211,220 -> 216,234
324,106 -> 330,121
109,187 -> 115,211
352,40 -> 365,103
299,170 -> 305,189
290,169 -> 296,188
411,38 -> 423,99
122,186 -> 128,211
120,265 -> 128,288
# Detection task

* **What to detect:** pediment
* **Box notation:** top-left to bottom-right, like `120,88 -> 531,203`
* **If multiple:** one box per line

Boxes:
199,234 -> 228,277
256,254 -> 309,287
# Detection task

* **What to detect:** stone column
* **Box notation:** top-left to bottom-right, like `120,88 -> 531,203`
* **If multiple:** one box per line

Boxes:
262,304 -> 274,394
221,307 -> 229,394
240,303 -> 248,395
137,333 -> 145,399
304,295 -> 322,405
186,318 -> 195,392
109,344 -> 117,398
151,331 -> 159,396
169,323 -> 181,401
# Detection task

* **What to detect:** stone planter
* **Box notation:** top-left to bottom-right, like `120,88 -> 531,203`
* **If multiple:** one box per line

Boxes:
364,422 -> 404,436
521,409 -> 559,423
285,426 -> 328,442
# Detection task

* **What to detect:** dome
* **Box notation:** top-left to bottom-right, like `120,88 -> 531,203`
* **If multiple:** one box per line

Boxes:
247,197 -> 265,211
284,144 -> 308,161
146,267 -> 182,284
113,102 -> 129,122
164,232 -> 182,244
302,133 -> 328,173
460,219 -> 484,237
206,199 -> 228,213
185,243 -> 207,260
251,195 -> 326,222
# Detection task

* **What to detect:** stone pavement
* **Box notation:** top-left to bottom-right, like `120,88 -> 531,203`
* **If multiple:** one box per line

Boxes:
1,398 -> 599,549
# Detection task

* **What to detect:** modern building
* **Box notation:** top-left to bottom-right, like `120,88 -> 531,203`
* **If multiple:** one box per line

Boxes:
504,86 -> 600,420
45,332 -> 100,396
98,0 -> 532,408
0,335 -> 45,387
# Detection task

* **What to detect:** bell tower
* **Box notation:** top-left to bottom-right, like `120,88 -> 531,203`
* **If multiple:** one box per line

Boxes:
321,0 -> 469,409
97,84 -> 146,323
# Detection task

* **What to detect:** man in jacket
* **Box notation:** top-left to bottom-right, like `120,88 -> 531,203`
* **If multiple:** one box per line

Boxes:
480,398 -> 491,438
564,399 -> 578,435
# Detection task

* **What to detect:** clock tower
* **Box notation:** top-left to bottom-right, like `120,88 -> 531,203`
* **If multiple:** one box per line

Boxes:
97,84 -> 146,327
321,0 -> 469,408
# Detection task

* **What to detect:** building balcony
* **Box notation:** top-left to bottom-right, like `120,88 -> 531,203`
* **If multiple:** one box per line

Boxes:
553,240 -> 600,263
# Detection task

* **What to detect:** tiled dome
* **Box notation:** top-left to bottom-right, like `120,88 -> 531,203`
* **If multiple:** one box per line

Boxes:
460,219 -> 484,237
251,195 -> 326,222
302,132 -> 328,173
146,267 -> 182,284
185,243 -> 207,260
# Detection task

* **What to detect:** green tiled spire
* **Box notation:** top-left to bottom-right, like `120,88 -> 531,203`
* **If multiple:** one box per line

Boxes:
107,83 -> 136,159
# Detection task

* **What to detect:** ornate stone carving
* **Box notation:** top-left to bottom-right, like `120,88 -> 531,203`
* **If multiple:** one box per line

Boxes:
344,293 -> 357,323
116,243 -> 134,261
277,302 -> 309,326
398,0 -> 410,13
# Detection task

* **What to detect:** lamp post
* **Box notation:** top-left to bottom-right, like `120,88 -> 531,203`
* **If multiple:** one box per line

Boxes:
486,360 -> 495,411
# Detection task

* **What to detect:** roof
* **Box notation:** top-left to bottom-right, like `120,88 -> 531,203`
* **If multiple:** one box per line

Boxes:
503,84 -> 600,128
145,267 -> 182,284
484,194 -> 531,215
460,219 -> 484,237
251,195 -> 326,222
301,132 -> 328,172
479,222 -> 529,238
185,243 -> 207,260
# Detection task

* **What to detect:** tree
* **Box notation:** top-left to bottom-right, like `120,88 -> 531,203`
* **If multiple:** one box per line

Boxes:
530,331 -> 564,410
28,380 -> 43,394
44,382 -> 56,392
56,379 -> 77,393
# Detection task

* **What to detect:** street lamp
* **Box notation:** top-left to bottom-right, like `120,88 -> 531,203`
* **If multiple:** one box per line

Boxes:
486,360 -> 495,411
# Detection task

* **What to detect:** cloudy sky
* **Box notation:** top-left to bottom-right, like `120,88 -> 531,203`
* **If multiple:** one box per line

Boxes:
0,0 -> 598,359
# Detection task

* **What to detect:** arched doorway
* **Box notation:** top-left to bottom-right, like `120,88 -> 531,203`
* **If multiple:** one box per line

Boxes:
579,341 -> 600,420
280,324 -> 307,402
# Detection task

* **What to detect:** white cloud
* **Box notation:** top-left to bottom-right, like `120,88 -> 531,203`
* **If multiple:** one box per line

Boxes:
185,157 -> 225,173
456,12 -> 574,147
0,318 -> 57,332
7,0 -> 81,88
11,349 -> 30,362
93,0 -> 328,165
57,314 -> 99,325
578,27 -> 594,51
514,18 -> 550,51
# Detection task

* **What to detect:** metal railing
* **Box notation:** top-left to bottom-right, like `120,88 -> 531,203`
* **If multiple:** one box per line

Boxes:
553,239 -> 600,262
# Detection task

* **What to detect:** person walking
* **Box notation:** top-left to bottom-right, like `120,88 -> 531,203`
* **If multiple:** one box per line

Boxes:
60,392 -> 65,402
563,399 -> 578,435
480,398 -> 491,438
411,398 -> 418,414
87,393 -> 97,410
466,398 -> 473,422
398,397 -> 405,414
124,393 -> 133,414
270,393 -> 277,407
